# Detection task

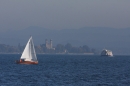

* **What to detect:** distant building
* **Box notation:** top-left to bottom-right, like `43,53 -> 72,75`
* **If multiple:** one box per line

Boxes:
45,39 -> 55,50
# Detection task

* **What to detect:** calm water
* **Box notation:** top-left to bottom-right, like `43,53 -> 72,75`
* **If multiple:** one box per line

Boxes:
0,54 -> 130,86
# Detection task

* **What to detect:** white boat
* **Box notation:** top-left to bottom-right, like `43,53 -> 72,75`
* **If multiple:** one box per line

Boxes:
101,49 -> 113,57
16,36 -> 38,64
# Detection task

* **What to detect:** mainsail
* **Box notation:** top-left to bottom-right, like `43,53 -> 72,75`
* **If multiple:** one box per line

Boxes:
20,36 -> 37,62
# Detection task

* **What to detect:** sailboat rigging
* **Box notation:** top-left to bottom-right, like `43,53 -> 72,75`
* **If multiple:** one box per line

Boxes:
16,36 -> 38,64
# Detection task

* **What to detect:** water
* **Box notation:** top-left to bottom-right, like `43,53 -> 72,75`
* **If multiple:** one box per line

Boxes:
0,54 -> 130,86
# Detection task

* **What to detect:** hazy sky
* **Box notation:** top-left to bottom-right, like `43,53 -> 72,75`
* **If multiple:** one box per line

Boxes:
0,0 -> 130,31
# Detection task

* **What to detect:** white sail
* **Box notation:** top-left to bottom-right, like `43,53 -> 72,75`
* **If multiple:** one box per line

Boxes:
20,36 -> 37,62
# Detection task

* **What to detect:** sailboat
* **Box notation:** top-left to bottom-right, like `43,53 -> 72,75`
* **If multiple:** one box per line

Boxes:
16,36 -> 38,64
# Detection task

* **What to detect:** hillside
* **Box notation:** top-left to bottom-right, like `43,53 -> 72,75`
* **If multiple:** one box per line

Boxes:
0,26 -> 130,55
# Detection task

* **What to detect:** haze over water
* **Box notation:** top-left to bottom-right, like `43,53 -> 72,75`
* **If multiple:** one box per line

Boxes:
0,0 -> 130,31
0,1 -> 130,54
0,1 -> 130,86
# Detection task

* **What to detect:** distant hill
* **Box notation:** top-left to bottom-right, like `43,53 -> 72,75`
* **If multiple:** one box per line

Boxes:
0,26 -> 130,55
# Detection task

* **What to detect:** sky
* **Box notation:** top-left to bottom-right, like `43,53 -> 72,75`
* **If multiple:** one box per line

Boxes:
0,0 -> 130,31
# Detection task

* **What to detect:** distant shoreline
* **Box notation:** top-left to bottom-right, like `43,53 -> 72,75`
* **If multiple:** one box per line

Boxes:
0,53 -> 130,56
0,53 -> 94,55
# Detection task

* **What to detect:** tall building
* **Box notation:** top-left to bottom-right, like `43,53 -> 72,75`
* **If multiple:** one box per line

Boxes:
45,39 -> 53,49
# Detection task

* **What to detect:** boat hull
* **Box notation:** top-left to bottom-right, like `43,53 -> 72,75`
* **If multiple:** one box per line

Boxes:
15,60 -> 38,64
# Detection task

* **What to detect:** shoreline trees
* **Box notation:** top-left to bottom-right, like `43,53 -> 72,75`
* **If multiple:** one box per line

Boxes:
0,43 -> 97,54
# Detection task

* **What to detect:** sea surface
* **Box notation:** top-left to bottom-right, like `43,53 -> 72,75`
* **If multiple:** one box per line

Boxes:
0,54 -> 130,86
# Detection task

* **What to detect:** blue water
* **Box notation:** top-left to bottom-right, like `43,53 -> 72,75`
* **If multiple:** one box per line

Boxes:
0,54 -> 130,86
